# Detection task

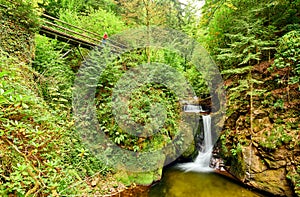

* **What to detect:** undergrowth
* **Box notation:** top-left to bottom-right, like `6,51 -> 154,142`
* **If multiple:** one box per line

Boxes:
0,50 -> 112,196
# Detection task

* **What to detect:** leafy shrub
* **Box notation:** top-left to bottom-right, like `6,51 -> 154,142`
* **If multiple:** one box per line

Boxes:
259,125 -> 293,150
95,61 -> 181,152
0,50 -> 110,196
273,30 -> 300,87
33,35 -> 74,113
1,0 -> 43,31
0,0 -> 43,62
58,7 -> 126,39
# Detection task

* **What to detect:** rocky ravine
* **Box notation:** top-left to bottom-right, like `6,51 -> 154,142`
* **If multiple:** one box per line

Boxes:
219,61 -> 300,196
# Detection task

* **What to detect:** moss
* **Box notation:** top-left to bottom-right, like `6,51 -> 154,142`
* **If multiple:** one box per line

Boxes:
114,171 -> 131,186
126,168 -> 163,186
229,153 -> 246,180
128,172 -> 154,185
114,167 -> 163,187
286,166 -> 300,196
181,140 -> 196,158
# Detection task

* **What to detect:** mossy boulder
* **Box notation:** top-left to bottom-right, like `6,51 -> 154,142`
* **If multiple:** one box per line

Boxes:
114,168 -> 163,186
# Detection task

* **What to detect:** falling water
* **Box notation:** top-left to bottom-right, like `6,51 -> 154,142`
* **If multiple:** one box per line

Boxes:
178,115 -> 213,172
183,104 -> 205,113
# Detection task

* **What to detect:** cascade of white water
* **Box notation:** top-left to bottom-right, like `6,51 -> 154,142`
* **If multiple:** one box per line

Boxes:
178,115 -> 213,172
202,115 -> 212,151
183,104 -> 204,113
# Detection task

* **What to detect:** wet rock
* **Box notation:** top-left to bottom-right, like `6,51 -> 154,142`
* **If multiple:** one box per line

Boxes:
264,158 -> 287,169
218,131 -> 299,196
242,146 -> 268,174
253,109 -> 268,119
253,117 -> 272,133
223,135 -> 298,196
210,157 -> 225,171
181,139 -> 197,159
249,168 -> 293,197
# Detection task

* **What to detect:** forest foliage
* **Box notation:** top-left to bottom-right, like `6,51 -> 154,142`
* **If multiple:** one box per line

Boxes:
201,0 -> 299,194
0,0 -> 299,196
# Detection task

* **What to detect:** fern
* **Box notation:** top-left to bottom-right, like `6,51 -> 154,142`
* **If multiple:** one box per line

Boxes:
222,66 -> 252,75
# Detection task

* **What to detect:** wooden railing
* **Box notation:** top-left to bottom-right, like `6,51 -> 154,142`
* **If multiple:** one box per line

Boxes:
40,13 -> 128,52
0,3 -> 127,51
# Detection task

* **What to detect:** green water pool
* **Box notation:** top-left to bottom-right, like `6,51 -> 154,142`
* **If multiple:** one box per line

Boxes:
149,168 -> 265,197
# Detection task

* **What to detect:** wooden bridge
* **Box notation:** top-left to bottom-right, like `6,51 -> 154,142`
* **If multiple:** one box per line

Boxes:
1,3 -> 126,54
39,13 -> 101,50
39,13 -> 127,54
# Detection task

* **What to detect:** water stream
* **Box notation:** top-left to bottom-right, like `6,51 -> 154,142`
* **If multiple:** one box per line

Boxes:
148,105 -> 264,197
178,114 -> 213,172
120,104 -> 266,196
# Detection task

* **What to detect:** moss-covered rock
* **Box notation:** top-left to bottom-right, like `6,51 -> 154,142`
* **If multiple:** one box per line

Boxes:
114,170 -> 131,186
114,168 -> 163,186
181,139 -> 196,159
128,169 -> 162,185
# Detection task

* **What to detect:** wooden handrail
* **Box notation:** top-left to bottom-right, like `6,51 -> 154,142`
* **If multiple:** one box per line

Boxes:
42,13 -> 102,38
1,4 -> 128,52
42,13 -> 128,49
43,20 -> 102,43
40,25 -> 97,49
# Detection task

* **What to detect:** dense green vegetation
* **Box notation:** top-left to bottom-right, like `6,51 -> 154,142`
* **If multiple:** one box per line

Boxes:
201,0 -> 299,195
0,49 -> 115,195
0,0 -> 299,196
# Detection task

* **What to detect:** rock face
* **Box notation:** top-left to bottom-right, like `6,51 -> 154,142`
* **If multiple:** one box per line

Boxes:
240,146 -> 295,196
219,61 -> 300,196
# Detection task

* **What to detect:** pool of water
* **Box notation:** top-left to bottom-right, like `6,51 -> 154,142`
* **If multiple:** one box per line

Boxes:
148,168 -> 265,197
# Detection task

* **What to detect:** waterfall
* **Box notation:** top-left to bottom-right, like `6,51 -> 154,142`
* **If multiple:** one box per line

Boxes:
202,115 -> 212,151
183,104 -> 205,113
178,115 -> 214,172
